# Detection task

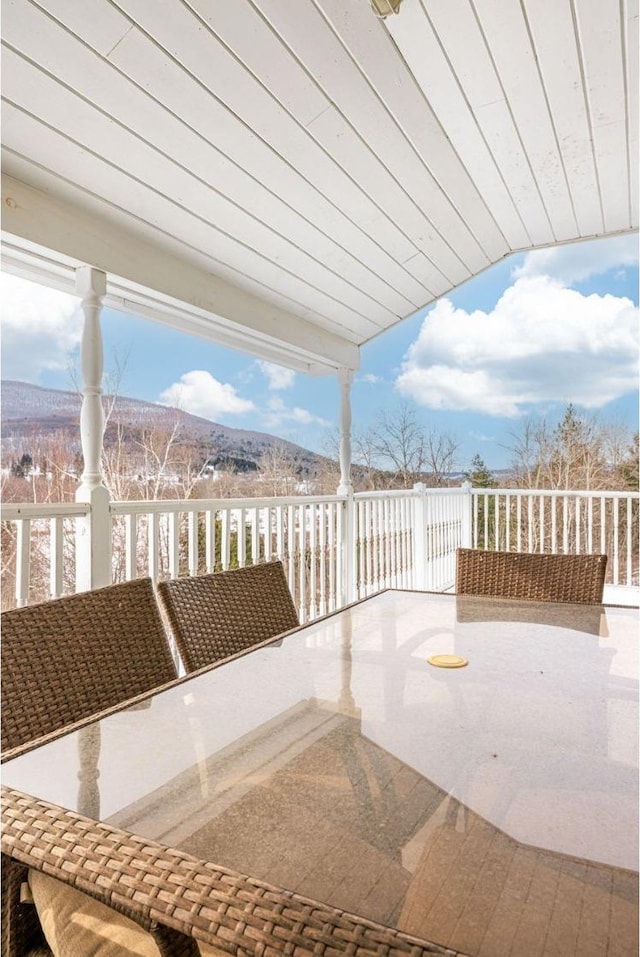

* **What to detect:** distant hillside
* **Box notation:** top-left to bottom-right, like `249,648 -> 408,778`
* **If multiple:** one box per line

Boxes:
0,380 -> 332,477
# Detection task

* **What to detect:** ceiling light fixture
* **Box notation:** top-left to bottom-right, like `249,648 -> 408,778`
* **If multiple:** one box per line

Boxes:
370,0 -> 402,18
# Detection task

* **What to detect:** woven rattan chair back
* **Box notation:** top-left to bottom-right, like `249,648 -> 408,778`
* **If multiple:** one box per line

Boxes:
157,560 -> 300,672
455,548 -> 607,604
1,578 -> 178,754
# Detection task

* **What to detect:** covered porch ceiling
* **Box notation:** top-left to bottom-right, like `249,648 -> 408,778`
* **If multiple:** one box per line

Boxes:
1,0 -> 637,375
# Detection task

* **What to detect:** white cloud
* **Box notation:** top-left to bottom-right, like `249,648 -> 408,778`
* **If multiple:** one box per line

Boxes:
262,396 -> 331,429
257,360 -> 295,390
159,370 -> 255,419
0,273 -> 81,382
514,234 -> 638,284
396,276 -> 638,417
359,373 -> 382,384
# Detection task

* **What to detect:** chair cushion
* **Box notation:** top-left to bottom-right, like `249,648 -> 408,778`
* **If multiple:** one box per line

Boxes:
29,870 -> 225,956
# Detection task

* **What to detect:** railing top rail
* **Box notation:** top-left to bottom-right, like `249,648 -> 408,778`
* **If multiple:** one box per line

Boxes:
470,488 -> 639,500
354,489 -> 417,500
355,487 -> 469,499
110,494 -> 347,515
1,502 -> 91,521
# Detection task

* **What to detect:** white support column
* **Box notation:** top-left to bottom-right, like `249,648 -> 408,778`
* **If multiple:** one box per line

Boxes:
336,368 -> 354,497
75,266 -> 111,592
336,369 -> 356,603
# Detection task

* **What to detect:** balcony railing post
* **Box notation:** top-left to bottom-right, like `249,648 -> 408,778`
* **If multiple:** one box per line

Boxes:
336,368 -> 356,604
460,480 -> 473,548
74,266 -> 111,592
412,482 -> 428,590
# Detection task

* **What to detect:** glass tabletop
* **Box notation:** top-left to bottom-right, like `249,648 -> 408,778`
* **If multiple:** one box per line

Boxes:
4,590 -> 638,956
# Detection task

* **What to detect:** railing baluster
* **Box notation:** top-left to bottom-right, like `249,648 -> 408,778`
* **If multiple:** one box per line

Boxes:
15,518 -> 31,607
613,498 -> 620,585
626,496 -> 633,586
168,512 -> 180,579
263,507 -> 272,562
50,516 -> 64,599
473,492 -> 478,548
125,512 -> 137,581
298,504 -> 307,621
357,499 -> 365,598
221,509 -> 231,571
309,503 -> 317,618
364,500 -> 372,595
329,501 -> 336,612
188,511 -> 198,576
319,503 -> 327,615
277,506 -> 285,562
252,506 -> 260,563
147,512 -> 159,581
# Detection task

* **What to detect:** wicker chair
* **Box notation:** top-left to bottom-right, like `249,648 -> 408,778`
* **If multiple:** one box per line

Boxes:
1,578 -> 179,957
1,786 -> 463,957
455,548 -> 607,604
1,578 -> 178,754
157,560 -> 300,673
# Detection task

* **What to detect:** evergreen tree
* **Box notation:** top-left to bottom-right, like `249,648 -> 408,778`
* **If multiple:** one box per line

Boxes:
10,453 -> 33,478
464,454 -> 496,488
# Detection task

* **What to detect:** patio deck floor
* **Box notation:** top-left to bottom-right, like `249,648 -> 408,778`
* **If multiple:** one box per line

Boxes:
177,727 -> 638,957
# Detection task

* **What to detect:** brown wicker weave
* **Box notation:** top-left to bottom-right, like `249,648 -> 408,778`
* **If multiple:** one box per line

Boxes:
1,578 -> 178,754
157,560 -> 300,672
455,548 -> 607,604
1,579 -> 179,957
1,786 -> 467,957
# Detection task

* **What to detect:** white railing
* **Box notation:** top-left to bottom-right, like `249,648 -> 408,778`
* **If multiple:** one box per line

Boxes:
470,489 -> 640,586
110,495 -> 346,622
353,490 -> 417,596
2,487 -> 638,612
0,502 -> 90,607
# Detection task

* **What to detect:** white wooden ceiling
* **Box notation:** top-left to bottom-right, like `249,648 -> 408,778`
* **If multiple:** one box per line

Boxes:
1,0 -> 637,374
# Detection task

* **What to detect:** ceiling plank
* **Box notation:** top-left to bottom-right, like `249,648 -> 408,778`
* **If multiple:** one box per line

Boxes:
17,0 -> 437,301
1,100 -> 386,338
1,173 -> 361,371
471,0 -> 579,242
575,0 -> 633,233
523,0 -> 603,238
386,0 -> 553,248
315,0 -> 513,259
625,0 -> 639,227
4,11 -> 425,323
112,0 -> 468,284
238,0 -> 493,273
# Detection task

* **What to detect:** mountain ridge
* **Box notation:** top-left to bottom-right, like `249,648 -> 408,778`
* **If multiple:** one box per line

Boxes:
0,380 -> 331,475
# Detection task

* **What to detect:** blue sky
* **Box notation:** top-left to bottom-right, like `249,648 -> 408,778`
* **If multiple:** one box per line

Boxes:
1,234 -> 638,472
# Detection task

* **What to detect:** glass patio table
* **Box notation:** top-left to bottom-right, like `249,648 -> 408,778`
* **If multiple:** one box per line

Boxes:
2,590 -> 638,957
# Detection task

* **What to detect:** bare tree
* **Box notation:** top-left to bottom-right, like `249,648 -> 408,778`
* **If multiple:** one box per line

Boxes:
507,405 -> 633,491
423,430 -> 460,487
370,403 -> 426,488
255,443 -> 300,497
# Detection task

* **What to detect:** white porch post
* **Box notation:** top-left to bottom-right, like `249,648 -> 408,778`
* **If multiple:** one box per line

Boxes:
74,266 -> 111,592
337,369 -> 356,604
